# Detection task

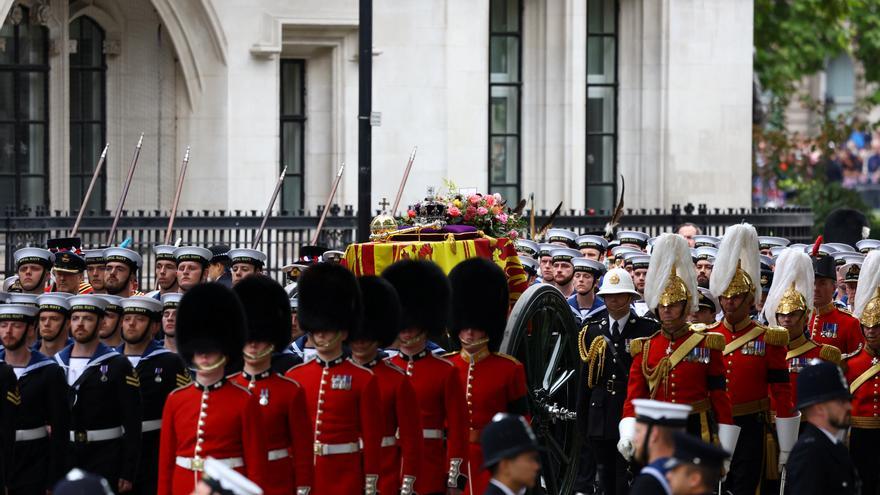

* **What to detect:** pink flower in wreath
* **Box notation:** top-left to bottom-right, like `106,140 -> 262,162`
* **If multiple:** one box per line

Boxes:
469,194 -> 481,205
466,205 -> 477,215
496,213 -> 508,224
448,206 -> 462,217
407,210 -> 416,218
485,194 -> 496,206
477,206 -> 489,216
508,229 -> 519,239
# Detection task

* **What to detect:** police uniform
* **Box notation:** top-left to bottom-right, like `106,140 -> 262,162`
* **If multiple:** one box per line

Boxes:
810,255 -> 864,354
232,275 -> 313,495
157,283 -> 268,495
479,413 -> 542,495
0,304 -> 69,494
384,259 -> 469,494
55,296 -> 142,491
447,258 -> 528,495
353,276 -> 421,495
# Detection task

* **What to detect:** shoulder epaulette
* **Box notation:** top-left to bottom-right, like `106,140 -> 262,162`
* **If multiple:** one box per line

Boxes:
764,326 -> 789,347
837,306 -> 855,316
630,332 -> 659,357
703,332 -> 726,351
819,344 -> 842,365
706,321 -> 722,330
493,352 -> 522,365
690,323 -> 708,333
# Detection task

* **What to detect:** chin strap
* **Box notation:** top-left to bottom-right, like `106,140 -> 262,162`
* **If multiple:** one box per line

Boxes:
315,331 -> 344,350
194,356 -> 227,372
243,344 -> 275,361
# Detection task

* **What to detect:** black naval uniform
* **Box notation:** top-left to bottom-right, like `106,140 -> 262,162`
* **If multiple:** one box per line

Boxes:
118,340 -> 188,495
0,362 -> 18,492
785,422 -> 860,495
577,309 -> 659,495
55,343 -> 142,492
2,350 -> 68,494
271,348 -> 303,373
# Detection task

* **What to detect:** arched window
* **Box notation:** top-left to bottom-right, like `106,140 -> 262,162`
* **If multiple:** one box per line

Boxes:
0,5 -> 49,213
69,16 -> 106,213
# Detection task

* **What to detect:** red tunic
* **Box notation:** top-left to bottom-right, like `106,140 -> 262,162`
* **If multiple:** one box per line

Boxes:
623,326 -> 732,425
784,335 -> 841,409
391,349 -> 469,493
157,379 -> 268,495
231,370 -> 313,495
844,347 -> 880,426
809,303 -> 864,354
712,319 -> 794,418
285,355 -> 382,495
449,349 -> 527,495
361,358 -> 421,495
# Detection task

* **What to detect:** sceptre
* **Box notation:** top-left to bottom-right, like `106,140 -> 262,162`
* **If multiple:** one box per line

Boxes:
163,146 -> 191,245
391,147 -> 417,215
71,143 -> 109,237
106,132 -> 144,245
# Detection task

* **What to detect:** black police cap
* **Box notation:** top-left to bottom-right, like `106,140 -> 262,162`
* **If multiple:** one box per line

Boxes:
481,413 -> 542,468
797,360 -> 851,410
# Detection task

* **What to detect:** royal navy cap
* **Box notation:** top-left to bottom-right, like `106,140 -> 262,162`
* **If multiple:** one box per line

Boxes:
576,235 -> 608,252
83,249 -> 106,265
550,247 -> 582,264
519,256 -> 539,276
617,230 -> 649,248
630,254 -> 651,270
323,250 -> 345,263
833,252 -> 864,267
7,293 -> 38,307
97,294 -> 123,314
37,293 -> 72,314
161,292 -> 183,309
537,243 -> 556,258
228,248 -> 267,268
69,295 -> 107,314
856,239 -> 880,254
0,304 -> 38,321
173,246 -> 213,265
825,242 -> 856,253
103,247 -> 142,270
758,236 -> 790,250
546,228 -> 578,247
610,245 -> 640,259
573,258 -> 606,276
153,245 -> 177,262
14,247 -> 54,268
693,235 -> 721,248
632,399 -> 692,427
122,296 -> 163,317
693,246 -> 717,262
696,287 -> 719,313
515,239 -> 539,257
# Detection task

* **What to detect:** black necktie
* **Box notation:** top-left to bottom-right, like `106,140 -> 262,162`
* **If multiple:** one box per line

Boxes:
612,321 -> 619,337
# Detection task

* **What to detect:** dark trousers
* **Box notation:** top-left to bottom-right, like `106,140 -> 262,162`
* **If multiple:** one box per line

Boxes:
133,431 -> 159,495
851,427 -> 880,495
8,485 -> 46,495
722,413 -> 765,495
573,441 -> 599,494
591,439 -> 630,495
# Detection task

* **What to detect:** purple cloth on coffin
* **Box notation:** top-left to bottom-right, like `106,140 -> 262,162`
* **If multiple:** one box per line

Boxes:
396,224 -> 478,234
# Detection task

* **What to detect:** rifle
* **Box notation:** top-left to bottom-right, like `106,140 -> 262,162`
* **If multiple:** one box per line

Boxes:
71,143 -> 109,237
163,146 -> 191,245
252,166 -> 287,249
106,133 -> 144,245
311,164 -> 345,245
391,147 -> 417,215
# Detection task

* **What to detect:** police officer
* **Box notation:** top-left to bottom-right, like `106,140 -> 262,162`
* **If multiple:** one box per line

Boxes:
160,293 -> 182,353
578,267 -> 658,495
479,413 -> 542,495
206,245 -> 233,287
787,361 -> 859,495
119,296 -> 188,495
12,247 -> 54,294
349,275 -> 421,495
228,249 -> 268,287
103,248 -> 142,298
628,399 -> 692,495
84,249 -> 107,294
173,246 -> 213,293
448,258 -> 527,495
35,294 -> 73,357
55,295 -> 142,493
232,275 -> 312,495
158,283 -> 267,494
664,431 -> 730,495
0,303 -> 69,494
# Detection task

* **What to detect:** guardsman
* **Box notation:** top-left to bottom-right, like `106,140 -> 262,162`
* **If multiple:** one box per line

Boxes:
173,246 -> 213,293
285,263 -> 382,495
628,400 -> 691,495
479,414 -> 542,495
576,234 -> 609,261
845,249 -> 880,494
447,258 -> 527,495
228,249 -> 268,287
232,276 -> 312,495
97,294 -> 124,349
149,245 -> 179,298
620,234 -> 736,466
578,267 -> 658,495
707,224 -> 796,495
788,361 -> 860,495
55,295 -> 142,493
157,283 -> 268,494
84,249 -> 107,294
550,247 -> 582,298
349,275 -> 421,495
761,248 -> 841,408
103,247 -> 142,298
52,251 -> 93,294
12,247 -> 54,294
384,259 -> 469,494
809,253 -> 864,354
35,293 -> 73,357
568,258 -> 606,323
234,276 -> 301,374
119,296 -> 189,495
0,303 -> 69,494
160,293 -> 182,353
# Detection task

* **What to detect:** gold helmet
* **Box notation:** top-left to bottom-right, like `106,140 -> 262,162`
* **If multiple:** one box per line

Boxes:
710,224 -> 761,301
776,284 -> 808,315
644,234 -> 698,312
659,266 -> 689,307
855,251 -> 880,328
861,288 -> 880,328
762,248 -> 814,326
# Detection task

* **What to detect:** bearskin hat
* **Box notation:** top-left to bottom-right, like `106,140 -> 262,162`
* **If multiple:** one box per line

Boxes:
449,257 -> 509,352
382,259 -> 450,339
297,262 -> 362,334
823,208 -> 868,248
350,275 -> 401,348
233,275 -> 292,351
176,282 -> 246,364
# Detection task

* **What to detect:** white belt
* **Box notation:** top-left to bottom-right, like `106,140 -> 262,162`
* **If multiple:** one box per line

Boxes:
176,456 -> 244,472
70,426 -> 124,443
423,428 -> 445,439
15,426 -> 48,442
142,419 -> 162,432
380,435 -> 397,447
267,448 -> 290,461
313,441 -> 360,456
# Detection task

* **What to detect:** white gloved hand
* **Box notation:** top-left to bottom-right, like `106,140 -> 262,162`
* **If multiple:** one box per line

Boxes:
717,423 -> 742,482
617,417 -> 637,461
778,451 -> 790,472
776,413 -> 801,471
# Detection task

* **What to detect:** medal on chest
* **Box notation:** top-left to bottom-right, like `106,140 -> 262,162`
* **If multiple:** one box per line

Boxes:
788,357 -> 809,374
331,374 -> 352,390
259,388 -> 269,406
154,367 -> 163,383
741,340 -> 766,356
99,364 -> 109,382
624,339 -> 632,354
821,322 -> 838,339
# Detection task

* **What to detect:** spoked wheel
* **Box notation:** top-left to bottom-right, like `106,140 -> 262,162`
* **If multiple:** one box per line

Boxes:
500,283 -> 582,495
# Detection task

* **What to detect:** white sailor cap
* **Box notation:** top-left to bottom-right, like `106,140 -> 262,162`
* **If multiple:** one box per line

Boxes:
757,236 -> 790,250
68,295 -> 108,314
83,249 -> 106,265
693,235 -> 720,248
576,235 -> 609,252
14,247 -> 54,268
537,243 -> 556,258
550,247 -> 582,264
37,294 -> 72,313
630,254 -> 651,270
833,252 -> 865,267
610,245 -> 640,258
632,399 -> 692,427
97,294 -> 124,313
202,457 -> 264,495
0,304 -> 38,321
323,250 -> 345,263
515,239 -> 539,257
103,247 -> 143,270
7,293 -> 39,307
228,248 -> 267,267
161,292 -> 183,309
152,245 -> 177,261
546,228 -> 578,247
825,242 -> 856,253
856,239 -> 880,254
289,296 -> 299,311
519,256 -> 539,276
617,230 -> 649,248
173,246 -> 213,265
573,258 -> 605,275
693,246 -> 717,262
122,296 -> 163,317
